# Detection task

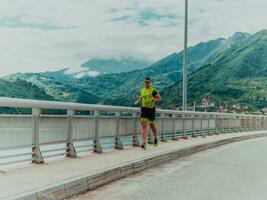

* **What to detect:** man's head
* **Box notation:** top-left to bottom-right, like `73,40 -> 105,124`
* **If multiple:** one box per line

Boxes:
144,77 -> 151,88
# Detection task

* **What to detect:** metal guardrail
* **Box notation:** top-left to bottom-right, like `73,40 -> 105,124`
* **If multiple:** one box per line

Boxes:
0,97 -> 266,165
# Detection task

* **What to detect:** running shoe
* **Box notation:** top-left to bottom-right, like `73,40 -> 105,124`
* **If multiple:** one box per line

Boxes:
154,138 -> 158,147
141,143 -> 147,149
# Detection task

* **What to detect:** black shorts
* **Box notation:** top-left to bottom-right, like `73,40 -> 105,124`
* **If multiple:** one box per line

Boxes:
141,107 -> 156,122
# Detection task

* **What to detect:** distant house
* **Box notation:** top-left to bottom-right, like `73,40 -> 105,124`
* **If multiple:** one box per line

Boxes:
232,104 -> 241,110
201,98 -> 210,107
262,108 -> 267,115
253,111 -> 262,115
210,102 -> 215,107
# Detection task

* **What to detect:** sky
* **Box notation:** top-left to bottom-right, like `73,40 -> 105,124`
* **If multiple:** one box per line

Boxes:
0,0 -> 267,76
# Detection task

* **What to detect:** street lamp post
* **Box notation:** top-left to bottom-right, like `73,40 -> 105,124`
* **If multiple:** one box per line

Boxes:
182,0 -> 188,111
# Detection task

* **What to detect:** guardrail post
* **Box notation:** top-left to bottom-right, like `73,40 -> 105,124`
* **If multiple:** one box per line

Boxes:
208,115 -> 211,135
218,116 -> 222,134
93,111 -> 103,153
250,117 -> 255,131
221,117 -> 225,134
160,114 -> 167,142
172,114 -> 178,140
233,116 -> 236,133
256,117 -> 260,130
251,117 -> 256,131
239,116 -> 242,132
66,109 -> 77,158
115,112 -> 123,150
252,117 -> 254,131
247,117 -> 250,131
215,116 -> 220,134
32,108 -> 44,164
240,116 -> 243,132
236,116 -> 241,132
236,116 -> 239,132
218,117 -> 221,134
254,117 -> 257,130
200,115 -> 205,138
255,117 -> 260,130
227,116 -> 231,133
261,117 -> 264,130
253,117 -> 256,131
182,114 -> 188,139
245,117 -> 249,131
132,112 -> 140,147
240,116 -> 244,132
192,114 -> 196,137
244,117 -> 247,131
246,117 -> 249,131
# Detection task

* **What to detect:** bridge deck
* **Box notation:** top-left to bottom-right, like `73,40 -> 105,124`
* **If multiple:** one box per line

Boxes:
1,131 -> 266,200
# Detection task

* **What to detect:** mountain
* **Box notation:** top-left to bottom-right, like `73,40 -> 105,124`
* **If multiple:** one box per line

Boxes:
39,68 -> 73,81
83,32 -> 250,106
0,79 -> 55,113
81,58 -> 150,74
161,30 -> 267,112
36,58 -> 151,82
38,67 -> 100,81
4,73 -> 101,104
0,79 -> 54,100
3,31 -> 251,108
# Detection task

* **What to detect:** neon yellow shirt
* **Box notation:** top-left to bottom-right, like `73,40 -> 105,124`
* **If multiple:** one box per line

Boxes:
141,87 -> 159,108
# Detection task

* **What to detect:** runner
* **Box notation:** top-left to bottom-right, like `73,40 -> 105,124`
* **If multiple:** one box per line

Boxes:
134,77 -> 161,149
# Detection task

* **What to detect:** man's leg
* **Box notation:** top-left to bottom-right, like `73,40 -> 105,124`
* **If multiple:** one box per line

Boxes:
150,122 -> 158,146
141,119 -> 148,148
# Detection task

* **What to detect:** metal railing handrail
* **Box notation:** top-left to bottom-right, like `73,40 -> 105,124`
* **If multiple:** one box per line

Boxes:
0,97 -> 266,165
0,97 -> 264,118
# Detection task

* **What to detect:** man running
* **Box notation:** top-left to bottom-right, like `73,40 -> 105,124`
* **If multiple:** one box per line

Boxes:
134,77 -> 161,149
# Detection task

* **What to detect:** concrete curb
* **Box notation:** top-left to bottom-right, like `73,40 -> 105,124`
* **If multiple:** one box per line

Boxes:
8,132 -> 267,200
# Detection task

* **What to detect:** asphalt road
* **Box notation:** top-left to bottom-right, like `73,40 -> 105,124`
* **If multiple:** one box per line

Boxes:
72,137 -> 267,200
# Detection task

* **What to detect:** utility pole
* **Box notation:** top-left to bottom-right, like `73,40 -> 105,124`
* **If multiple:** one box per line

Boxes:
182,0 -> 188,111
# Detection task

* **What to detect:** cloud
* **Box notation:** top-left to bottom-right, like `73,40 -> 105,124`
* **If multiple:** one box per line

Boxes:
110,8 -> 178,26
64,66 -> 101,78
0,0 -> 267,76
0,16 -> 75,30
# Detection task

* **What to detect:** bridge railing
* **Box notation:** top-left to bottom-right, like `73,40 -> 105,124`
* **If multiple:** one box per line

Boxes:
0,97 -> 266,165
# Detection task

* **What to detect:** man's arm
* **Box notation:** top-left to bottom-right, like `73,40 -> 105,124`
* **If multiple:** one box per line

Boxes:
155,94 -> 161,102
152,90 -> 161,102
134,96 -> 142,105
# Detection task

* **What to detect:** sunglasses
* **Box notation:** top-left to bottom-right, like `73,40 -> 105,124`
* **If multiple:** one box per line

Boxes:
144,81 -> 150,84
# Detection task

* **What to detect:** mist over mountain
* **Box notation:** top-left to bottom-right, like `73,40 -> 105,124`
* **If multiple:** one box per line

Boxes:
81,58 -> 150,73
33,58 -> 150,81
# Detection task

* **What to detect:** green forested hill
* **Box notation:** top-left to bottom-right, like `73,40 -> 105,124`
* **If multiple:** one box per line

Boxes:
0,79 -> 55,113
0,79 -> 54,100
83,33 -> 248,106
161,30 -> 267,112
3,31 -> 259,111
3,74 -> 101,104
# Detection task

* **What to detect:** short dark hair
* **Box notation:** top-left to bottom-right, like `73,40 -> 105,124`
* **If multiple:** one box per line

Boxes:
144,77 -> 151,82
